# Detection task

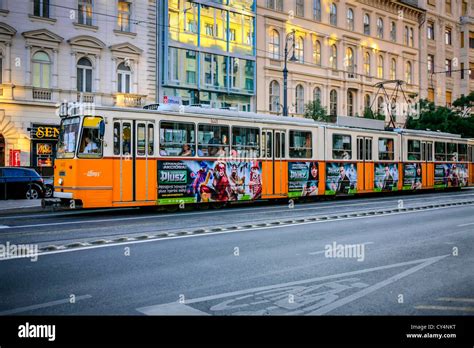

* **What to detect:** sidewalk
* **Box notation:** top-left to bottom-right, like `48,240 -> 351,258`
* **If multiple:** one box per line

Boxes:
0,199 -> 43,215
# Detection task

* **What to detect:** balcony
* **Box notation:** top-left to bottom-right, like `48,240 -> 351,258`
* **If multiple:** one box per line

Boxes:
77,93 -> 95,103
113,93 -> 146,108
32,88 -> 52,101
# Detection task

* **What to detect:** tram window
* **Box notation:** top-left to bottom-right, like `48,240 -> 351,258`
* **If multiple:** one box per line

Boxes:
407,139 -> 421,160
122,122 -> 132,156
137,124 -> 146,156
289,131 -> 312,158
160,121 -> 195,157
113,122 -> 120,155
378,138 -> 394,160
231,127 -> 260,158
447,143 -> 457,161
458,144 -> 467,162
148,124 -> 154,156
197,124 -> 229,157
78,116 -> 103,158
435,142 -> 446,161
332,134 -> 351,160
57,117 -> 80,159
468,146 -> 473,162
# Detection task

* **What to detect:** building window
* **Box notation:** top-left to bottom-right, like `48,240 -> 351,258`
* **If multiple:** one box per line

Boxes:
313,0 -> 321,21
461,62 -> 465,79
78,0 -> 93,26
295,84 -> 304,114
445,0 -> 451,14
269,29 -> 280,59
389,58 -> 396,80
363,14 -> 370,35
445,59 -> 452,77
329,89 -> 337,116
330,44 -> 337,69
77,57 -> 92,93
295,36 -> 304,62
32,51 -> 51,88
117,0 -> 131,32
346,8 -> 354,31
377,55 -> 384,79
405,61 -> 412,84
364,94 -> 371,110
471,63 -> 474,79
461,31 -> 464,48
269,80 -> 280,112
409,28 -> 414,47
330,3 -> 337,26
313,40 -> 321,65
390,21 -> 396,42
33,0 -> 50,18
377,96 -> 385,115
446,90 -> 452,107
428,88 -> 434,102
427,21 -> 434,40
267,0 -> 283,11
296,0 -> 304,17
117,62 -> 131,93
364,52 -> 370,76
427,54 -> 434,74
445,27 -> 452,45
470,32 -> 474,49
377,18 -> 384,39
347,91 -> 354,116
0,51 -> 3,84
345,47 -> 354,73
313,87 -> 321,102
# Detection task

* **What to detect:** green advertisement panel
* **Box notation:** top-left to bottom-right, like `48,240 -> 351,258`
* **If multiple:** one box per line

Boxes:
158,160 -> 262,205
325,162 -> 357,195
402,163 -> 422,190
288,162 -> 319,198
434,163 -> 469,189
374,163 -> 399,192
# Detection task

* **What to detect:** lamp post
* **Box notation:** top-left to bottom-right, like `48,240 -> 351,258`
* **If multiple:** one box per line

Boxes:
283,30 -> 298,116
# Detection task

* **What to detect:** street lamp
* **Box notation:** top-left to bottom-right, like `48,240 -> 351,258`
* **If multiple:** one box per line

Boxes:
283,30 -> 298,117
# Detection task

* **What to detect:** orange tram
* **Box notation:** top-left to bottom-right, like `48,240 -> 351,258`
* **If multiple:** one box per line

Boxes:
45,103 -> 474,210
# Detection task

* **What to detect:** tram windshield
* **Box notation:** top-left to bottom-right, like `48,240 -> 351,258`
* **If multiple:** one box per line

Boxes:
57,117 -> 80,158
78,116 -> 104,158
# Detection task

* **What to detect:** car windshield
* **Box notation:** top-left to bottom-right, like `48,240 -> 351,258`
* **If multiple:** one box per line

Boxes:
57,117 -> 80,158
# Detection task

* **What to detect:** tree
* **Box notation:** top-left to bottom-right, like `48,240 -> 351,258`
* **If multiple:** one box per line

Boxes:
363,107 -> 385,121
304,100 -> 329,122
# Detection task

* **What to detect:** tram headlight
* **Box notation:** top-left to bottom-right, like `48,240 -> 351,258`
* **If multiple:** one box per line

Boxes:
58,178 -> 64,186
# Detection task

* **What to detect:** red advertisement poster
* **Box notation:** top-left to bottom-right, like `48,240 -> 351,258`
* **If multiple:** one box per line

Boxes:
9,149 -> 20,167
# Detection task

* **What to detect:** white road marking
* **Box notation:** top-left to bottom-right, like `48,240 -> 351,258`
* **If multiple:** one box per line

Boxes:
437,297 -> 474,303
457,222 -> 474,227
415,305 -> 474,313
0,225 -> 10,229
308,242 -> 374,255
0,294 -> 92,315
136,254 -> 448,315
138,302 -> 209,316
0,204 -> 469,261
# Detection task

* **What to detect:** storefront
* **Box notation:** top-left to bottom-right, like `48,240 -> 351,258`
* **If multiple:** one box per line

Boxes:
29,124 -> 60,177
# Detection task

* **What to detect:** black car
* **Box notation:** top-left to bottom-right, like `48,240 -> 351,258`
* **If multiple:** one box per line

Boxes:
0,167 -> 45,200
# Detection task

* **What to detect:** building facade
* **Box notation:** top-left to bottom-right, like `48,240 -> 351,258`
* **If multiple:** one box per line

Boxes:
158,0 -> 256,111
0,0 -> 156,174
418,0 -> 474,106
256,0 -> 423,124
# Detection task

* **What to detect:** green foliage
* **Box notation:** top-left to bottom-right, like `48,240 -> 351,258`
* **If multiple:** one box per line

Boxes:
363,107 -> 385,121
304,100 -> 330,122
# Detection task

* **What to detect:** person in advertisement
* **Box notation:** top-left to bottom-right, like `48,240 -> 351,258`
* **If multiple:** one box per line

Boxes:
229,163 -> 246,201
382,165 -> 395,191
212,161 -> 230,201
336,165 -> 352,194
192,161 -> 214,202
249,161 -> 262,200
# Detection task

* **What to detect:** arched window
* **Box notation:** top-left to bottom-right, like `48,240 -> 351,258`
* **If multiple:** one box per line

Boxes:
347,90 -> 354,116
117,62 -> 132,93
377,96 -> 385,115
330,3 -> 337,26
77,57 -> 92,92
405,61 -> 412,84
364,52 -> 371,76
364,94 -> 371,110
313,40 -> 321,65
269,29 -> 280,59
390,58 -> 397,80
346,8 -> 354,31
269,80 -> 280,112
295,84 -> 304,114
345,47 -> 354,73
364,14 -> 370,35
313,0 -> 321,21
377,55 -> 384,79
390,21 -> 397,42
330,89 -> 337,116
295,36 -> 304,62
377,18 -> 384,38
32,51 -> 51,88
313,86 -> 321,102
330,44 -> 337,69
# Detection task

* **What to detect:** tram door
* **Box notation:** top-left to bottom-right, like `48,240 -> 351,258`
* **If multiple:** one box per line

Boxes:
135,121 -> 154,201
262,129 -> 286,196
357,136 -> 372,191
421,141 -> 433,186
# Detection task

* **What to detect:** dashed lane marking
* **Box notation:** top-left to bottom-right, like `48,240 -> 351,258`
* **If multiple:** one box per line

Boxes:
414,305 -> 474,313
0,295 -> 92,315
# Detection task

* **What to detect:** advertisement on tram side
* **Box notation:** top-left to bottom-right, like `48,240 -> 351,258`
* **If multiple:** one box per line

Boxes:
402,163 -> 422,190
325,163 -> 357,195
157,160 -> 262,205
288,162 -> 319,198
434,163 -> 469,188
374,163 -> 399,192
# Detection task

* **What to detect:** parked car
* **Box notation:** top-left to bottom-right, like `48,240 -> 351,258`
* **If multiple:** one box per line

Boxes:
0,167 -> 45,200
43,177 -> 54,198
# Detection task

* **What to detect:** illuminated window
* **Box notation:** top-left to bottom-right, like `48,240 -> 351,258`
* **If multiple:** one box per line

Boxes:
313,40 -> 321,65
364,52 -> 370,76
377,55 -> 384,79
405,61 -> 412,84
390,58 -> 396,80
345,47 -> 354,73
295,84 -> 304,114
295,36 -> 304,62
117,1 -> 131,32
269,29 -> 280,59
32,51 -> 51,88
330,44 -> 337,69
78,0 -> 93,26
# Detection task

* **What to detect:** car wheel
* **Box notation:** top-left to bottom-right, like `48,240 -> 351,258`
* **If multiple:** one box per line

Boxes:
26,186 -> 40,200
44,185 -> 53,198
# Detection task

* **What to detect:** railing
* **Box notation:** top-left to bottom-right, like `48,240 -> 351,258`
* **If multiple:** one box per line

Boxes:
114,93 -> 145,107
77,93 -> 95,103
32,88 -> 52,100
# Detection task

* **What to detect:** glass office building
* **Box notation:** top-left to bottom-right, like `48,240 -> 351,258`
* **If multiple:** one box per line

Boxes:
159,0 -> 256,111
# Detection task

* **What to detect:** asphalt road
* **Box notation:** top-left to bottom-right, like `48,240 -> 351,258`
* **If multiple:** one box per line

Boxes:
0,189 -> 473,315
